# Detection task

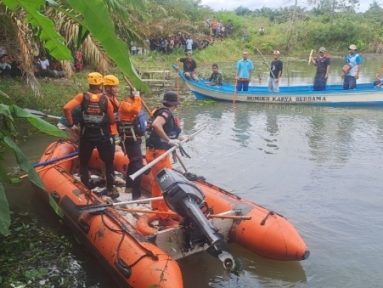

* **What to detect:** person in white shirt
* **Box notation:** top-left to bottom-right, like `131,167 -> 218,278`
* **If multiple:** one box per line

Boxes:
37,55 -> 51,77
185,37 -> 193,52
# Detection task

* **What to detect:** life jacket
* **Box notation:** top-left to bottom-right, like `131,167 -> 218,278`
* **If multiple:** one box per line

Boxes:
118,101 -> 147,140
146,107 -> 181,149
80,92 -> 108,128
118,110 -> 147,139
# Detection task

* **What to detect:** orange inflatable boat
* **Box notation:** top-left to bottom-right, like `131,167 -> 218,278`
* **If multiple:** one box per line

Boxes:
34,140 -> 309,288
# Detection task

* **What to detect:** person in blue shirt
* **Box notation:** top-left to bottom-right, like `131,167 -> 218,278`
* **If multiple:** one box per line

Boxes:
235,51 -> 254,91
343,44 -> 362,90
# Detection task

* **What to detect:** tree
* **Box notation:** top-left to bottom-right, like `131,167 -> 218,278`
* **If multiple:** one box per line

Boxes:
1,0 -> 147,91
0,93 -> 66,236
0,0 -> 149,236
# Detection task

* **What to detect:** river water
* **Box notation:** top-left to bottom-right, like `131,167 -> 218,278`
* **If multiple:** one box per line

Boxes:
7,101 -> 383,288
5,55 -> 383,288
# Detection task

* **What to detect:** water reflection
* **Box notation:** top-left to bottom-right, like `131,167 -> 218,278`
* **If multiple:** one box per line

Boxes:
183,102 -> 383,167
7,73 -> 383,288
180,244 -> 307,288
232,106 -> 252,147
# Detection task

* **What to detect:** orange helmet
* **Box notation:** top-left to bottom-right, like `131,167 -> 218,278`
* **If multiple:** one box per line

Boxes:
104,74 -> 120,86
87,72 -> 103,85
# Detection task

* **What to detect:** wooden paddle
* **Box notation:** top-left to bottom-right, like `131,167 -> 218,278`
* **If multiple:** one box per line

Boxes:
308,49 -> 314,64
254,47 -> 276,79
232,77 -> 238,105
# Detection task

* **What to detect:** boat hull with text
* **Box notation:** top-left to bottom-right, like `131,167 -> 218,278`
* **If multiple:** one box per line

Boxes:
178,72 -> 383,106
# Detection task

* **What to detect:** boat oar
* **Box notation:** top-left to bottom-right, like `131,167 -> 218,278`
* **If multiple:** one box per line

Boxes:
254,47 -> 276,79
232,78 -> 238,105
308,49 -> 314,65
116,207 -> 251,220
129,126 -> 206,181
78,196 -> 164,213
174,152 -> 188,173
20,153 -> 79,179
23,108 -> 61,120
32,151 -> 79,168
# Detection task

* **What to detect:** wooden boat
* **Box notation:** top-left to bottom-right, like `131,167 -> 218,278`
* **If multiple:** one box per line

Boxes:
33,140 -> 309,287
177,71 -> 383,105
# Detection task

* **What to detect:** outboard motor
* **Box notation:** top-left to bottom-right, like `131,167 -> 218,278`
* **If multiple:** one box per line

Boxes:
156,168 -> 235,271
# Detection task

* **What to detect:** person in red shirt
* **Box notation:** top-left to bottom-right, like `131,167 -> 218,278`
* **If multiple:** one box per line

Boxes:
64,72 -> 118,199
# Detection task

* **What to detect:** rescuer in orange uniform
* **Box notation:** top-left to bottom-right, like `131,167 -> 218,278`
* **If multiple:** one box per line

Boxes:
146,91 -> 183,211
63,72 -> 118,199
103,74 -> 120,153
118,89 -> 145,200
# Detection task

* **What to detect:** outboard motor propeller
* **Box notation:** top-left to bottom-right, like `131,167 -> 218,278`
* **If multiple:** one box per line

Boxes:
156,168 -> 236,271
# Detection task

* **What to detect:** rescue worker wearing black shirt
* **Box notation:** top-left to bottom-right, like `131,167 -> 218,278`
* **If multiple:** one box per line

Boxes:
146,91 -> 183,211
64,72 -> 118,199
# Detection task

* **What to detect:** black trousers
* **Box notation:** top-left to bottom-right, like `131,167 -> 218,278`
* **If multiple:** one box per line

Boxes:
79,135 -> 114,191
124,138 -> 144,199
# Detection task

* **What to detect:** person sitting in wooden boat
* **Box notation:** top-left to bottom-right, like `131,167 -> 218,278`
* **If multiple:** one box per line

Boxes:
205,63 -> 223,86
311,47 -> 330,91
177,51 -> 198,80
103,74 -> 121,153
342,44 -> 362,90
146,91 -> 187,212
118,89 -> 145,200
64,72 -> 119,199
268,50 -> 283,92
235,51 -> 254,91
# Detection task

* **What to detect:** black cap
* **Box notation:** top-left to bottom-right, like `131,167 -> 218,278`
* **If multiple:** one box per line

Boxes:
162,91 -> 179,106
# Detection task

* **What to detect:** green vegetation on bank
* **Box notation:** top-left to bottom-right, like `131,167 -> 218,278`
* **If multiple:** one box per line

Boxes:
0,212 -> 87,287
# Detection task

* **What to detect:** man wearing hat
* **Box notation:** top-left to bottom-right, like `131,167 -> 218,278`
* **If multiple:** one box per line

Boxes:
343,44 -> 361,90
268,50 -> 283,92
311,47 -> 331,91
146,91 -> 183,212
